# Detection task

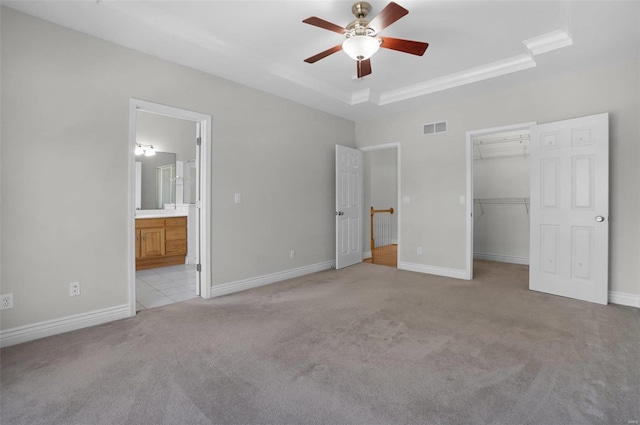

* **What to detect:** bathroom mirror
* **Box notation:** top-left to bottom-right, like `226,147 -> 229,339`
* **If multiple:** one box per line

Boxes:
137,152 -> 177,210
135,110 -> 198,210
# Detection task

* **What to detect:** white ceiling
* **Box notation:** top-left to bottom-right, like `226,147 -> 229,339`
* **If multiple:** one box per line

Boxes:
4,1 -> 639,122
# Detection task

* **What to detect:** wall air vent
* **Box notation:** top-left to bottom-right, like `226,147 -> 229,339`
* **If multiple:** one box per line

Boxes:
423,121 -> 448,135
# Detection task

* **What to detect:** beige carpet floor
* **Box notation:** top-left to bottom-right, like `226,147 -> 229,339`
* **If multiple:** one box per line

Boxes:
1,261 -> 639,425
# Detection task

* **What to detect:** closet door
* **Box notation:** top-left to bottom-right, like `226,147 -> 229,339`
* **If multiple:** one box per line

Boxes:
529,113 -> 609,304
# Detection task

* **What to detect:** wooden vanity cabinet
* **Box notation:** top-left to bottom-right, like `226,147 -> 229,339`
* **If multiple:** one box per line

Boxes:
135,217 -> 187,270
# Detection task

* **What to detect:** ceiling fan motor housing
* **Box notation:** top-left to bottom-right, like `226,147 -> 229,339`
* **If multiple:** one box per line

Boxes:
351,2 -> 372,19
346,19 -> 376,37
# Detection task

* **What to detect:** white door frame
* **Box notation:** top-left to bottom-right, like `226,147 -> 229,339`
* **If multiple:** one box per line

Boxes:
128,98 -> 212,316
465,122 -> 536,280
359,142 -> 402,266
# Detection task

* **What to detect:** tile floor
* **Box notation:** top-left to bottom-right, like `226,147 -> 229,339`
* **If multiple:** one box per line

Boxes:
136,264 -> 198,311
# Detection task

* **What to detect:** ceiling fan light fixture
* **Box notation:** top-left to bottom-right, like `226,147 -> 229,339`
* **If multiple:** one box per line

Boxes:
342,35 -> 380,61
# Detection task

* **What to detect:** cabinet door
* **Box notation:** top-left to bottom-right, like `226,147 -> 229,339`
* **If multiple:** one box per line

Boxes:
165,226 -> 187,241
166,240 -> 187,255
135,229 -> 141,259
141,228 -> 165,258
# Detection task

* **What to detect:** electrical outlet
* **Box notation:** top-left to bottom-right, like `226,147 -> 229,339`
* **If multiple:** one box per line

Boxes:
70,282 -> 80,297
290,250 -> 295,260
417,246 -> 423,255
1,294 -> 14,310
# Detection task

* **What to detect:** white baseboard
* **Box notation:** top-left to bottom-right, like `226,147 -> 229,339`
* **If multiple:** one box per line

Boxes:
608,290 -> 640,308
363,251 -> 372,260
211,260 -> 335,298
398,262 -> 468,280
474,253 -> 530,265
0,304 -> 130,348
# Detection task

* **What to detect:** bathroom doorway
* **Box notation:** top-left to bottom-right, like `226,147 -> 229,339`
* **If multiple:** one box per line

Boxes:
128,99 -> 212,316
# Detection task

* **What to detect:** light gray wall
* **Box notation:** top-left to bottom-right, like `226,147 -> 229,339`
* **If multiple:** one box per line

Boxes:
473,155 -> 530,260
363,149 -> 398,253
0,8 -> 355,330
136,111 -> 196,162
356,58 -> 640,296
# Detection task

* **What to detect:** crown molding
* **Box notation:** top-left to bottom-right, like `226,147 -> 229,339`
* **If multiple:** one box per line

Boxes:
351,88 -> 371,105
378,54 -> 536,105
524,30 -> 573,56
371,30 -> 572,106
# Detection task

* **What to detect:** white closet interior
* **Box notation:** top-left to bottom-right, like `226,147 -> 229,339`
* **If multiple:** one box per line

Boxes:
473,129 -> 531,265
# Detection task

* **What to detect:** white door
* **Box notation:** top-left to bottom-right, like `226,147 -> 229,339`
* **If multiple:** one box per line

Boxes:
529,113 -> 609,304
336,145 -> 363,269
194,124 -> 202,296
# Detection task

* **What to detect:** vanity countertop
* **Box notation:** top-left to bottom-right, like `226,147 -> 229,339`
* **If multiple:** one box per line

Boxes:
135,211 -> 188,219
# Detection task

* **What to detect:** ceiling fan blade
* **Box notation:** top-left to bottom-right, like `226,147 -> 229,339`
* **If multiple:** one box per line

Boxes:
379,36 -> 429,56
304,44 -> 343,64
302,17 -> 346,35
367,2 -> 409,33
357,59 -> 372,78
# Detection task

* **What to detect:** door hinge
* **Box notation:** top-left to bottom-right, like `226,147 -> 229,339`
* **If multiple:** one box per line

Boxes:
196,264 -> 201,272
196,200 -> 201,209
196,137 -> 201,146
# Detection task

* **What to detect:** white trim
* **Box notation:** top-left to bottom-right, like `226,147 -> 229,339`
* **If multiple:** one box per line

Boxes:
0,305 -> 130,348
465,121 -> 537,281
363,251 -> 372,259
351,88 -> 370,105
128,98 -> 213,319
608,291 -> 640,308
211,261 -> 335,298
359,142 -> 401,152
474,253 -> 530,265
523,30 -> 573,56
379,54 -> 536,105
398,262 -> 467,280
359,142 -> 401,266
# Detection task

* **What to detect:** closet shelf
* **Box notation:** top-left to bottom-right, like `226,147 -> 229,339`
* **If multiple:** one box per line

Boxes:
472,134 -> 530,160
474,197 -> 530,215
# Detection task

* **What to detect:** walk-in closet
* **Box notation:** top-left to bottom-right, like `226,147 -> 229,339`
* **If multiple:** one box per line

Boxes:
473,129 -> 530,265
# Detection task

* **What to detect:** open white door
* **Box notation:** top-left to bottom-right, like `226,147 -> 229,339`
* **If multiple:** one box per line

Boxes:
529,113 -> 609,304
336,145 -> 363,269
194,123 -> 202,296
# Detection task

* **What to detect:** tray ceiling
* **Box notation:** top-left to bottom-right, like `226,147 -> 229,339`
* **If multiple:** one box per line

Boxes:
4,1 -> 638,121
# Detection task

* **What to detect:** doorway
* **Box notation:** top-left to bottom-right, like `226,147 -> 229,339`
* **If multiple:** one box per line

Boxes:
361,143 -> 401,268
465,122 -> 536,279
128,99 -> 212,317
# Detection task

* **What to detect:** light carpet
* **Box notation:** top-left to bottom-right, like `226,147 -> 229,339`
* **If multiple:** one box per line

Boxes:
1,261 -> 639,424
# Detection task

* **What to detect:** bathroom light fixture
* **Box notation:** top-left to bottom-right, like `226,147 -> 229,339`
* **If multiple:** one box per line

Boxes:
135,143 -> 156,157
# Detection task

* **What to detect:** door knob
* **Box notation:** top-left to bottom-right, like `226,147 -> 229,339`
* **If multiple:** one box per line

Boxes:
595,216 -> 605,222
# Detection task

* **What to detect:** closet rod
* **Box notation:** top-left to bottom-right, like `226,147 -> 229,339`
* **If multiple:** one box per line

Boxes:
472,135 -> 530,146
474,198 -> 530,215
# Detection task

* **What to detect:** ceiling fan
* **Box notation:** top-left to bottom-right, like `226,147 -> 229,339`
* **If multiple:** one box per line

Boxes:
302,1 -> 429,78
